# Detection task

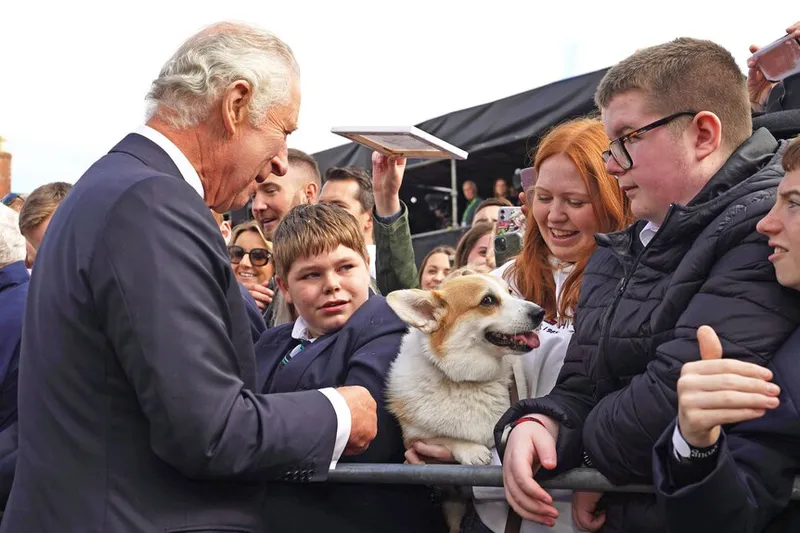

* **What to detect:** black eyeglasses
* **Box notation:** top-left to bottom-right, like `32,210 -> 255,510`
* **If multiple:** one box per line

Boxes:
602,111 -> 697,170
228,245 -> 272,267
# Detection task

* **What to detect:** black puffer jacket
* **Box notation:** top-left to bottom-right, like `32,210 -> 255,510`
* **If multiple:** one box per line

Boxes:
496,129 -> 800,532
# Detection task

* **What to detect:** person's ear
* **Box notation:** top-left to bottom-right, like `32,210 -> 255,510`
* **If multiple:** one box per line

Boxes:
220,221 -> 232,245
692,111 -> 723,161
220,80 -> 253,136
306,182 -> 319,204
364,212 -> 373,238
276,276 -> 292,305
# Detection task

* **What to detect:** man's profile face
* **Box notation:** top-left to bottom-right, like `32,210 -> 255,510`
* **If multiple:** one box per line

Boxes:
252,163 -> 316,239
216,82 -> 300,213
601,89 -> 694,225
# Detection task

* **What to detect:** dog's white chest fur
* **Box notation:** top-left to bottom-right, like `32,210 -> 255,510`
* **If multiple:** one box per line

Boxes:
386,328 -> 512,451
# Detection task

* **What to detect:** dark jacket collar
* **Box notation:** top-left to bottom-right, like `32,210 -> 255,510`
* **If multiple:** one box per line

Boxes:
597,128 -> 782,256
109,133 -> 183,179
0,261 -> 29,292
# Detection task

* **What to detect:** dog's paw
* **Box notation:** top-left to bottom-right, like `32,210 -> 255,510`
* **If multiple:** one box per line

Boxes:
451,443 -> 493,466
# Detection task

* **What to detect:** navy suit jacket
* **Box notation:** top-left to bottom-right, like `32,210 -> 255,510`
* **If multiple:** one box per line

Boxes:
1,134 -> 338,533
654,328 -> 800,533
239,283 -> 267,344
255,295 -> 445,533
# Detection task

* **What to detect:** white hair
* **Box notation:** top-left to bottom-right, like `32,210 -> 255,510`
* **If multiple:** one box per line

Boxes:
0,204 -> 26,267
145,21 -> 300,129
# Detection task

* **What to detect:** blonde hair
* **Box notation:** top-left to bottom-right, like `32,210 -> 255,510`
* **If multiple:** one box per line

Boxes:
595,37 -> 751,152
18,182 -> 72,238
230,220 -> 272,251
272,204 -> 368,280
0,204 -> 26,267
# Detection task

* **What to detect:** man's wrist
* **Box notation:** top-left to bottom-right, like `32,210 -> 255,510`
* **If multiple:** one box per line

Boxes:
374,194 -> 401,218
673,423 -> 720,463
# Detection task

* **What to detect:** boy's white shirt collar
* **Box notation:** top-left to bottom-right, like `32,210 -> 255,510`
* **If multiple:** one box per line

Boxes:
134,125 -> 205,199
291,316 -> 317,343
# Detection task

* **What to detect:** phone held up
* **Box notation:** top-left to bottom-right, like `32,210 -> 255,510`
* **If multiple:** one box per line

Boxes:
750,33 -> 800,82
494,206 -> 525,267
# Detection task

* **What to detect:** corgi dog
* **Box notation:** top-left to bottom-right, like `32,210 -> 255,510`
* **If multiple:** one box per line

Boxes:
385,273 -> 544,531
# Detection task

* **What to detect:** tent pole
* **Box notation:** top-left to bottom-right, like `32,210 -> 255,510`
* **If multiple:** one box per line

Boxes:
450,159 -> 458,228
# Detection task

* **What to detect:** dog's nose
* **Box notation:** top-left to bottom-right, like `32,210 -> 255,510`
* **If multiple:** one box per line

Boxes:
528,305 -> 545,324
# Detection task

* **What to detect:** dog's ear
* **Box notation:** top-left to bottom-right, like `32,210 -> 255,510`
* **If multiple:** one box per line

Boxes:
386,289 -> 445,333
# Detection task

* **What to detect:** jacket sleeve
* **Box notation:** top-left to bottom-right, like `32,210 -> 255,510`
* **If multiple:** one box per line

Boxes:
494,324 -> 597,476
583,224 -> 800,484
92,177 -> 338,481
654,418 -> 800,533
341,305 -> 407,463
374,203 -> 419,293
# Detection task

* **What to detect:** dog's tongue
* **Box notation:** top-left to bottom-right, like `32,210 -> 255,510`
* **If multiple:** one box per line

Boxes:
514,332 -> 540,350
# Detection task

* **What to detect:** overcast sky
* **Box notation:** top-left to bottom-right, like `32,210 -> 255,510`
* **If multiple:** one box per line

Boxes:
0,2 -> 792,192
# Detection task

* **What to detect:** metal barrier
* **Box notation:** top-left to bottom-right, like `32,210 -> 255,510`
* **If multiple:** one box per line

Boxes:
328,465 -> 800,500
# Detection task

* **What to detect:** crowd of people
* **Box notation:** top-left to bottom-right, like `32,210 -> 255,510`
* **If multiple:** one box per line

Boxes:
1,18 -> 800,533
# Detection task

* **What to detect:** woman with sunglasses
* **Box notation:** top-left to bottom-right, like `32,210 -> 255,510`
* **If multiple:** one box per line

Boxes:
229,221 -> 274,287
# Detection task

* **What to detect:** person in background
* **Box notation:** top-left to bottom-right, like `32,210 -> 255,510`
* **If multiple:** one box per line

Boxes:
454,221 -> 495,269
0,194 -> 25,213
17,182 -> 72,268
319,166 -> 377,279
418,245 -> 455,290
229,221 -> 274,288
498,37 -> 800,533
461,180 -> 483,226
473,198 -> 513,226
494,178 -> 513,203
653,136 -> 800,533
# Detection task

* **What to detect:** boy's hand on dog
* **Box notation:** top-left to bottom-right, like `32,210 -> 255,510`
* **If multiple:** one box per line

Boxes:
502,416 -> 559,526
405,441 -> 456,464
337,386 -> 378,455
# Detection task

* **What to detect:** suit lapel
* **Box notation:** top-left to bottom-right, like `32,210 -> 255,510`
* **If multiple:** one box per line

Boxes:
273,333 -> 339,393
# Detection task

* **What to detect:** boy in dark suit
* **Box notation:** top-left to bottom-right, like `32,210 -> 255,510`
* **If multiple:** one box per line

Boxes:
255,203 -> 444,533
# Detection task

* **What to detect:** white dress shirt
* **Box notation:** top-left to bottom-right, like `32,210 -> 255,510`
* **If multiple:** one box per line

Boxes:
639,220 -> 660,247
367,243 -> 377,279
133,125 -> 351,469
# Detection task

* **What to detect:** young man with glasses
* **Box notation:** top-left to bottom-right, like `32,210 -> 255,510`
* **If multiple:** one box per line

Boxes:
498,37 -> 800,533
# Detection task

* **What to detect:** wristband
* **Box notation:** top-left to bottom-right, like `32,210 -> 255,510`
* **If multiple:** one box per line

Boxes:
511,416 -> 547,430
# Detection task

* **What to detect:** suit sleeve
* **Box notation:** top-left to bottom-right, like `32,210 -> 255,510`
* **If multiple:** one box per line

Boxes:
654,419 -> 800,533
90,177 -> 338,481
340,307 -> 406,463
583,226 -> 800,484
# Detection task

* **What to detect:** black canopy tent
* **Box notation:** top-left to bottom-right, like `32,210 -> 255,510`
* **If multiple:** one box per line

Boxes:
312,68 -> 610,234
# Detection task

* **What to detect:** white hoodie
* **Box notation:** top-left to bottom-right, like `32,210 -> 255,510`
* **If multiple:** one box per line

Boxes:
471,259 -> 579,533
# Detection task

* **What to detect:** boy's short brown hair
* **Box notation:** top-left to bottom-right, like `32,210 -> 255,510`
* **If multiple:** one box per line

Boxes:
783,136 -> 800,173
273,203 -> 368,280
595,37 -> 751,152
18,181 -> 73,237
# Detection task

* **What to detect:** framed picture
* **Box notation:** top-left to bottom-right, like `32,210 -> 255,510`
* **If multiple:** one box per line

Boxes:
331,126 -> 468,160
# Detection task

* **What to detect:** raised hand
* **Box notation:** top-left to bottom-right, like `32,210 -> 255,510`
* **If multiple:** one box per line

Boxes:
677,326 -> 780,448
372,151 -> 407,217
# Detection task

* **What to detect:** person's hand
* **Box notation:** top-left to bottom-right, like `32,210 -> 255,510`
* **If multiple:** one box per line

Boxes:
243,282 -> 274,310
747,22 -> 800,110
336,385 -> 378,455
502,416 -> 560,526
404,441 -> 457,464
372,151 -> 406,217
573,491 -> 606,532
677,325 -> 780,448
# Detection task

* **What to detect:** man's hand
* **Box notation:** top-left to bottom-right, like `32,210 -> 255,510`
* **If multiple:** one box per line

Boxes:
404,440 -> 456,464
336,385 -> 378,455
502,415 -> 560,526
573,491 -> 606,532
747,22 -> 800,110
677,325 -> 780,448
372,151 -> 406,217
243,282 -> 274,311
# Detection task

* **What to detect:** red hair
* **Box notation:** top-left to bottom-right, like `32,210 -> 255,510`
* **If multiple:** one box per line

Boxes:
506,118 -> 633,324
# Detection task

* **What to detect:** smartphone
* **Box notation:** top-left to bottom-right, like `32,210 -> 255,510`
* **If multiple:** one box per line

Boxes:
496,206 -> 525,236
751,34 -> 800,82
494,232 -> 523,267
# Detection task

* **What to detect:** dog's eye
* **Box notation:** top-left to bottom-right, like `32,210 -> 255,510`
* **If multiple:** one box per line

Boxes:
480,294 -> 498,307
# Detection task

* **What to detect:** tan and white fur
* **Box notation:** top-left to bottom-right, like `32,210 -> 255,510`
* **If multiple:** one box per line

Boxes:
386,274 -> 544,531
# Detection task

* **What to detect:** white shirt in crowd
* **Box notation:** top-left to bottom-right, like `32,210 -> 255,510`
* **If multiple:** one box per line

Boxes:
367,243 -> 377,279
471,259 -> 580,533
134,125 -> 351,469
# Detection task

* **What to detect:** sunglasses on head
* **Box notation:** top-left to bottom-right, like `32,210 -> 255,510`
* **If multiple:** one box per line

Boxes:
228,245 -> 272,267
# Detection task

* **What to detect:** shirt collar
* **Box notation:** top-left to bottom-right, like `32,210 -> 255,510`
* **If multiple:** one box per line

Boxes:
639,221 -> 660,247
291,316 -> 317,343
134,125 -> 205,199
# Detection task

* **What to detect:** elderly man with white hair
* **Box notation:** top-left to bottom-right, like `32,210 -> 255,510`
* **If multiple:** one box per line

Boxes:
1,22 -> 377,533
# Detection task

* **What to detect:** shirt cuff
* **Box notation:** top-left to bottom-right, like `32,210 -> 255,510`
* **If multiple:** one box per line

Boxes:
672,424 -> 692,460
318,388 -> 351,470
374,206 -> 403,225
